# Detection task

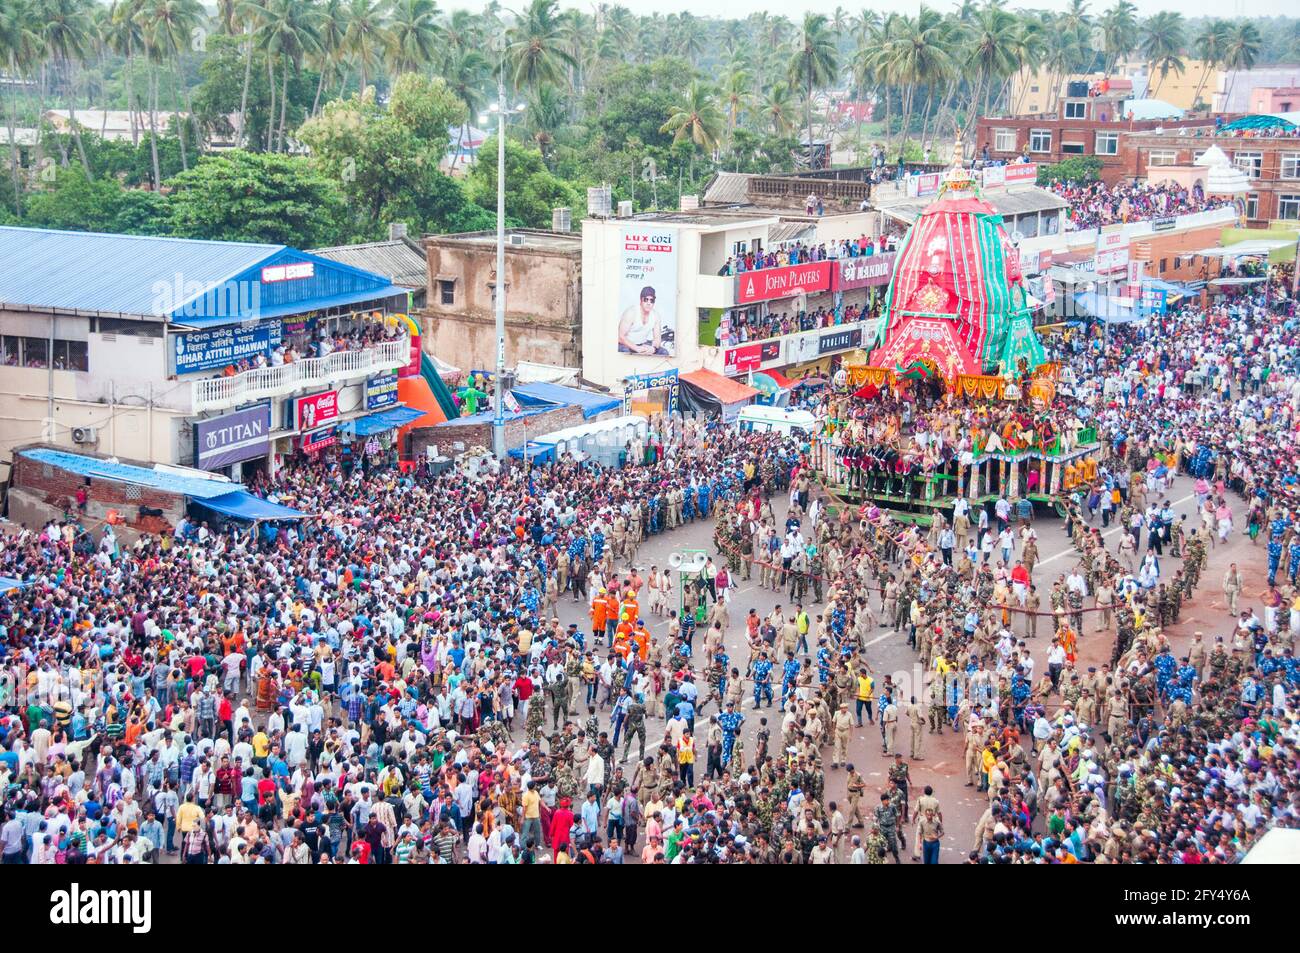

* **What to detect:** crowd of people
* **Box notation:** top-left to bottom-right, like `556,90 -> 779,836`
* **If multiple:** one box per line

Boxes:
715,300 -> 879,349
717,233 -> 893,278
1048,179 -> 1232,232
1,275 -> 1298,863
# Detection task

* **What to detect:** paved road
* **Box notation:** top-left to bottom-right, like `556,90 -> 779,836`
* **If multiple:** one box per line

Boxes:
555,470 -> 1257,862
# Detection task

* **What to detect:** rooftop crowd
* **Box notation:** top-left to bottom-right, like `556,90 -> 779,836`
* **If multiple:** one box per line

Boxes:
1,279 -> 1298,863
1048,179 -> 1233,232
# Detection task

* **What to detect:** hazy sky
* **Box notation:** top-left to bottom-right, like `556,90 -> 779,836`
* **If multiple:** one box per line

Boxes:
446,0 -> 1288,21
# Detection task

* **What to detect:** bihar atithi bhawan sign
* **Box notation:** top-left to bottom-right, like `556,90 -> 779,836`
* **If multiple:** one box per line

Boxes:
173,320 -> 282,374
834,253 -> 897,291
194,403 -> 271,470
735,261 -> 834,304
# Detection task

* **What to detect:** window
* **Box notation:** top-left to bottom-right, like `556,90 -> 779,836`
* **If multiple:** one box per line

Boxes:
52,340 -> 88,371
1029,129 -> 1052,153
1246,193 -> 1259,219
1159,259 -> 1168,274
1063,101 -> 1086,119
1095,132 -> 1119,156
1279,194 -> 1300,220
21,337 -> 49,368
1233,151 -> 1262,178
1147,150 -> 1179,167
438,279 -> 455,305
1282,154 -> 1300,179
1062,142 -> 1085,155
0,335 -> 18,366
994,128 -> 1016,152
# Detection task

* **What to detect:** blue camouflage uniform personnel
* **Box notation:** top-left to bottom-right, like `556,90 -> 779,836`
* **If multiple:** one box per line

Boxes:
591,528 -> 606,562
1170,663 -> 1197,704
780,656 -> 800,711
718,706 -> 744,765
752,657 -> 774,707
816,644 -> 832,684
1267,516 -> 1290,585
1153,650 -> 1178,700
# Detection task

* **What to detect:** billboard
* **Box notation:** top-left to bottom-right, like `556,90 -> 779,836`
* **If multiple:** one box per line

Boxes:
173,320 -> 282,374
365,373 -> 399,410
723,340 -> 782,375
291,389 -> 339,431
193,403 -> 271,470
818,326 -> 863,354
735,261 -> 834,305
617,226 -> 679,356
834,253 -> 897,291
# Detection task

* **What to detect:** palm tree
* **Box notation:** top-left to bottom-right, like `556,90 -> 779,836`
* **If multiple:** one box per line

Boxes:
505,0 -> 576,96
1098,0 -> 1137,75
524,82 -> 566,165
721,67 -> 753,138
135,0 -> 204,174
443,45 -> 488,171
41,0 -> 95,178
883,7 -> 953,155
1141,12 -> 1185,98
344,0 -> 389,97
963,4 -> 1020,139
311,0 -> 348,115
1191,19 -> 1230,111
256,0 -> 321,152
105,0 -> 145,147
761,81 -> 797,137
661,79 -> 723,179
1221,20 -> 1262,111
1,0 -> 44,215
388,0 -> 439,75
788,13 -> 838,165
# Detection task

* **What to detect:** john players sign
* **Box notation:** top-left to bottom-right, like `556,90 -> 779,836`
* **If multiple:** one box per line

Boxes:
194,403 -> 271,470
734,261 -> 833,304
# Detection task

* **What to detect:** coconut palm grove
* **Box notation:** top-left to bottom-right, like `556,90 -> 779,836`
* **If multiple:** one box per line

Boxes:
0,0 -> 1299,897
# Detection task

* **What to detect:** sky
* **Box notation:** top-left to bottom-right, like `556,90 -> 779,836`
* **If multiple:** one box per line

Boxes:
445,0 -> 1288,21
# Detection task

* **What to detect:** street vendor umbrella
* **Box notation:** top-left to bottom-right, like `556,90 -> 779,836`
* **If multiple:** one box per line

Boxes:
852,383 -> 881,399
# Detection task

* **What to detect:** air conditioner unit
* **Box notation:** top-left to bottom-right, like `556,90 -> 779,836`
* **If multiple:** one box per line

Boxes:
71,426 -> 98,444
617,200 -> 633,217
509,234 -> 525,246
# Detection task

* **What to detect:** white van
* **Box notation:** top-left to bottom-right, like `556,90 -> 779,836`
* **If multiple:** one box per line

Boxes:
735,405 -> 819,437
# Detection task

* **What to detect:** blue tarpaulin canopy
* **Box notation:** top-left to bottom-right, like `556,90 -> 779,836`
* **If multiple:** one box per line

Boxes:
507,441 -> 557,463
0,576 -> 33,594
197,492 -> 306,521
348,404 -> 425,437
1073,291 -> 1141,324
511,382 -> 621,419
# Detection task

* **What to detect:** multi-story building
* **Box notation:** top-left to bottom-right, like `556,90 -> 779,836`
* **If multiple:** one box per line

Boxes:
0,227 -> 414,482
421,228 -> 584,376
1120,130 -> 1300,226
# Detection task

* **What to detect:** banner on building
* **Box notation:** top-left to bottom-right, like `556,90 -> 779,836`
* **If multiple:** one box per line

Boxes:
617,225 -> 679,356
723,340 -> 782,375
291,389 -> 339,431
365,373 -> 399,410
622,368 -> 679,413
818,326 -> 863,354
735,260 -> 834,305
833,253 -> 896,291
173,320 -> 282,374
193,403 -> 271,470
300,427 -> 337,453
906,173 -> 941,198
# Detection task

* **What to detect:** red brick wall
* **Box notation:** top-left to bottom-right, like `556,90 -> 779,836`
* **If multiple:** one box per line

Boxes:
9,447 -> 185,532
409,404 -> 589,458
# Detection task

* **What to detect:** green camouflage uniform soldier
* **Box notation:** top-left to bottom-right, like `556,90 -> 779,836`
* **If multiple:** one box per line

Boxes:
621,698 -> 647,764
810,548 -> 825,604
928,674 -> 947,733
873,795 -> 901,863
525,692 -> 546,742
862,826 -> 887,864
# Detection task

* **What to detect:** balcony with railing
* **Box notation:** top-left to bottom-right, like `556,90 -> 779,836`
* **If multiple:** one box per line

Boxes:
190,336 -> 409,413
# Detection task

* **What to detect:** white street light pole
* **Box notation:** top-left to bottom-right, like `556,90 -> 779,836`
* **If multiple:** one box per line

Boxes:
492,71 -> 507,459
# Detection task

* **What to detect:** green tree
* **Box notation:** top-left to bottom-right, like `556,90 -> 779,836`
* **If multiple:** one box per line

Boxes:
1141,12 -> 1185,97
788,13 -> 838,161
0,0 -> 44,216
344,0 -> 390,96
24,166 -> 166,234
41,0 -> 96,178
505,0 -> 577,94
1098,0 -> 1137,74
1221,20 -> 1262,108
165,149 -> 347,245
388,0 -> 440,75
465,134 -> 580,228
1192,19 -> 1231,110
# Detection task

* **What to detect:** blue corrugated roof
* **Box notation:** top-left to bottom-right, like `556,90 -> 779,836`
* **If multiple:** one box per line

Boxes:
348,405 -> 425,436
511,382 -> 621,420
20,448 -> 248,499
0,226 -> 281,317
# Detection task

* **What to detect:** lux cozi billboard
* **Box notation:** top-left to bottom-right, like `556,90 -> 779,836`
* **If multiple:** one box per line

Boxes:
734,261 -> 834,304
